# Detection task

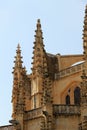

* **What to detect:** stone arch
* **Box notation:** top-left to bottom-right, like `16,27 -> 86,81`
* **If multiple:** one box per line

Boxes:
61,81 -> 81,104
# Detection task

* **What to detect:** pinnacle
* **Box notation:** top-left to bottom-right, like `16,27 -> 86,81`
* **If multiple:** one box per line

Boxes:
83,5 -> 87,61
37,19 -> 40,23
17,43 -> 21,50
85,5 -> 87,13
32,19 -> 47,76
16,43 -> 22,57
84,5 -> 87,21
16,43 -> 21,53
14,43 -> 23,69
37,19 -> 41,29
34,19 -> 44,42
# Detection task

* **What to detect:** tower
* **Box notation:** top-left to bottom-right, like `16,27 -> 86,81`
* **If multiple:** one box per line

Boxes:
31,19 -> 54,129
11,44 -> 31,130
31,19 -> 48,109
80,5 -> 87,130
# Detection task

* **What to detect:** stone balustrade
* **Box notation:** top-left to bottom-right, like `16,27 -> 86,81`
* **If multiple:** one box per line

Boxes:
55,63 -> 84,79
24,107 -> 42,120
53,105 -> 80,116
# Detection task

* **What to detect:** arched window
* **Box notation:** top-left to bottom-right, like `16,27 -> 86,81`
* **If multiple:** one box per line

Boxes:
66,95 -> 70,105
74,87 -> 80,105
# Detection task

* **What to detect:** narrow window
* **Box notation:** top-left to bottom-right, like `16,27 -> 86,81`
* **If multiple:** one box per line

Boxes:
34,94 -> 36,109
74,87 -> 80,105
66,95 -> 70,105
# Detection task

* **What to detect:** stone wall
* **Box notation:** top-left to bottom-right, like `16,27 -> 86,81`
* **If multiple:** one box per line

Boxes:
53,71 -> 82,104
55,116 -> 80,130
57,54 -> 83,71
25,118 -> 41,130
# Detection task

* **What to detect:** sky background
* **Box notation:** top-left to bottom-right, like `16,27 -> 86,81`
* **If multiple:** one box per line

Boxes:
0,0 -> 87,126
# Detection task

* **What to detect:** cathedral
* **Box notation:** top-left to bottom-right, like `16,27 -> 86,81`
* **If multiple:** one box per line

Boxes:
1,5 -> 87,130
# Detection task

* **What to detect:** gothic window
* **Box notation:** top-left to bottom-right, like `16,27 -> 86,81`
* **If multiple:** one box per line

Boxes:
74,87 -> 80,105
66,95 -> 70,105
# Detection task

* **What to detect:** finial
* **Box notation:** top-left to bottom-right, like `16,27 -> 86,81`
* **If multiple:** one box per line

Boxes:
16,43 -> 21,52
17,43 -> 20,50
37,19 -> 40,23
37,19 -> 41,29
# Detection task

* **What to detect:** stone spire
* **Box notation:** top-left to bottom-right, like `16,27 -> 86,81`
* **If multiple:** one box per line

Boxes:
12,44 -> 25,119
13,43 -> 23,70
81,5 -> 87,107
80,5 -> 87,129
31,19 -> 53,109
11,44 -> 31,130
83,5 -> 87,60
32,19 -> 48,77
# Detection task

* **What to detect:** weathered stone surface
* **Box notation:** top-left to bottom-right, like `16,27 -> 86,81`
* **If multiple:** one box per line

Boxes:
2,5 -> 87,130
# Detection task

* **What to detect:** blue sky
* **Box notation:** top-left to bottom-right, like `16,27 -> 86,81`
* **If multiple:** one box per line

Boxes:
0,0 -> 87,126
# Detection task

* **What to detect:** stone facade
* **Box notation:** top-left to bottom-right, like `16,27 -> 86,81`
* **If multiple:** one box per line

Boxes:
1,4 -> 87,130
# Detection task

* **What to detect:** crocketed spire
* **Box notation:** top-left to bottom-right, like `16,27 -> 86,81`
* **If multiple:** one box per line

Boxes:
12,44 -> 28,119
32,19 -> 47,77
13,44 -> 23,69
83,5 -> 87,60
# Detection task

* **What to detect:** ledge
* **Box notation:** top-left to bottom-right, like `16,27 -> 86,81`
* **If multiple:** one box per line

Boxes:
53,104 -> 81,116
